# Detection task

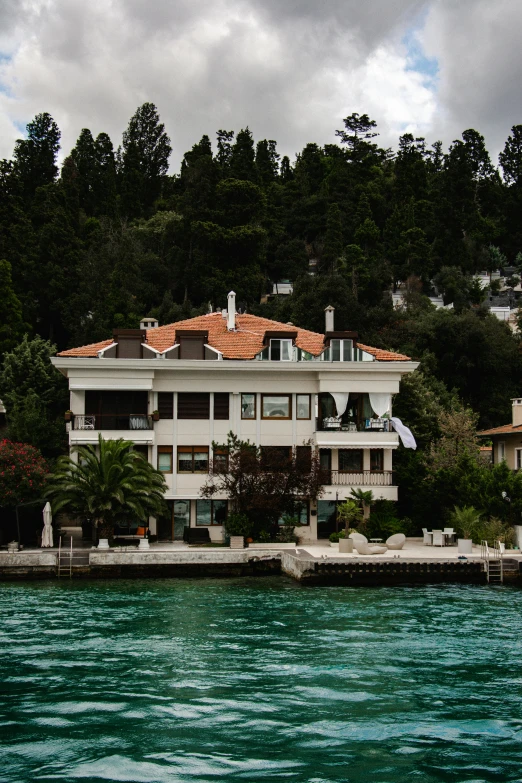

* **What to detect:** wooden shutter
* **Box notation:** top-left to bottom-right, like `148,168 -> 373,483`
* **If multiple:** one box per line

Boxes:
214,393 -> 230,420
179,336 -> 205,359
158,392 -> 174,419
177,393 -> 210,419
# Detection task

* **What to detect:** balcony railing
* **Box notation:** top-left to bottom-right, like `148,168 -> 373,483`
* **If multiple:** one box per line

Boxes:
320,470 -> 394,486
73,414 -> 153,431
315,418 -> 391,433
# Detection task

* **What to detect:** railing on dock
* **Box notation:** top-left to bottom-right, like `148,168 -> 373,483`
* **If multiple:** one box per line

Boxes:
480,540 -> 503,584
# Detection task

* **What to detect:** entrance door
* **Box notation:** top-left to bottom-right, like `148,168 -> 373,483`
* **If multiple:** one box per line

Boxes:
157,500 -> 174,541
173,500 -> 190,540
317,500 -> 337,539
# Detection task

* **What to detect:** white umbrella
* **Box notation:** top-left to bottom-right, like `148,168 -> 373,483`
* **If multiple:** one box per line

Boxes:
41,502 -> 53,548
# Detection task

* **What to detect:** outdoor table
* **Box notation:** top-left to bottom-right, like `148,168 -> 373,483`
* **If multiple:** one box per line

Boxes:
370,538 -> 383,543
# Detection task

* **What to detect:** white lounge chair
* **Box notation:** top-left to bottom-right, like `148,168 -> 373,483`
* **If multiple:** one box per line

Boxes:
349,532 -> 368,545
422,528 -> 432,545
353,540 -> 387,555
386,533 -> 405,550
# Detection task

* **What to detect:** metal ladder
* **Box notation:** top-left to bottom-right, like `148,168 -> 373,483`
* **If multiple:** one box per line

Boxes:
480,540 -> 503,584
57,535 -> 90,577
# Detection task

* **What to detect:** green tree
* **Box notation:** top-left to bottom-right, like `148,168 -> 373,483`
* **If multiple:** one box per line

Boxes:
0,439 -> 47,508
256,139 -> 280,185
322,203 -> 343,271
120,102 -> 172,217
46,435 -> 167,541
13,113 -> 61,203
229,127 -> 257,182
0,260 -> 28,358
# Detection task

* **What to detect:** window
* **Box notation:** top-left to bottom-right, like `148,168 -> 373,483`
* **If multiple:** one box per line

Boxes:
270,339 -> 293,361
196,499 -> 228,526
132,444 -> 148,460
213,448 -> 229,473
370,449 -> 384,472
277,501 -> 309,526
241,393 -> 256,419
295,445 -> 312,472
177,446 -> 209,473
260,446 -> 292,470
321,339 -> 353,362
339,449 -> 363,472
499,442 -> 506,462
177,393 -> 210,419
516,448 -> 522,470
158,392 -> 173,419
261,395 -> 291,419
214,393 -> 230,420
296,394 -> 311,419
158,446 -> 173,473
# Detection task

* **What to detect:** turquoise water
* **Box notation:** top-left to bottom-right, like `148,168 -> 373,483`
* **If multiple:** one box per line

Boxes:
1,579 -> 522,783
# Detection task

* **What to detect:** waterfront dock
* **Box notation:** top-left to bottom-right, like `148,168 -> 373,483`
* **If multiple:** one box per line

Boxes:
1,536 -> 521,584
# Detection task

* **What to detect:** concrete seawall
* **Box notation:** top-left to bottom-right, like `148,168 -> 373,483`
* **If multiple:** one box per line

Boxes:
1,547 -> 520,585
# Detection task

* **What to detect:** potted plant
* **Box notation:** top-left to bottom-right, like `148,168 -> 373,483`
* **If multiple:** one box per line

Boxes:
152,410 -> 160,422
337,499 -> 363,553
64,410 -> 73,422
451,505 -> 481,554
224,512 -> 252,549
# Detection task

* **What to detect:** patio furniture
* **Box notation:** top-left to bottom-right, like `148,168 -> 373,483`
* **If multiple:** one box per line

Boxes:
370,538 -> 383,543
432,530 -> 444,546
353,540 -> 387,555
386,533 -> 406,550
422,528 -> 432,545
444,528 -> 456,544
323,417 -> 342,430
183,527 -> 211,544
349,532 -> 368,546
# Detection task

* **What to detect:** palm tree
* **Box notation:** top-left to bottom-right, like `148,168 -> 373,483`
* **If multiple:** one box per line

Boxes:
337,499 -> 363,536
350,488 -> 374,519
46,435 -> 167,541
450,505 -> 481,541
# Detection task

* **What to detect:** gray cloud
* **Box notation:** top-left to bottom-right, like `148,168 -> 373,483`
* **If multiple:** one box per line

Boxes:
2,0 -> 517,172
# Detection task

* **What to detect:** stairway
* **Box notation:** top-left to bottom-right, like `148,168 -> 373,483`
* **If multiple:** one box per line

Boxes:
487,558 -> 503,584
57,536 -> 91,577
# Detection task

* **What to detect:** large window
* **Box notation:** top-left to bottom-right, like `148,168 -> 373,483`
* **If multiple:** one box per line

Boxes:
213,448 -> 229,473
158,392 -> 173,419
321,339 -> 353,362
214,393 -> 229,420
260,446 -> 292,470
370,449 -> 384,472
261,395 -> 291,420
339,449 -> 363,472
177,446 -> 209,473
158,446 -> 173,473
295,445 -> 312,472
277,501 -> 309,526
241,393 -> 256,419
177,393 -> 210,420
196,499 -> 228,526
296,394 -> 311,419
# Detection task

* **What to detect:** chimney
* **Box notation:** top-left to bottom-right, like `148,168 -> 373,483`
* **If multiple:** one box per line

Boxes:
325,305 -> 335,333
227,291 -> 236,331
140,316 -> 159,329
512,398 -> 522,426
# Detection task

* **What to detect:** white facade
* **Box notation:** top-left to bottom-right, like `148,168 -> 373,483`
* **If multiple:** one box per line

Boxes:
51,312 -> 418,542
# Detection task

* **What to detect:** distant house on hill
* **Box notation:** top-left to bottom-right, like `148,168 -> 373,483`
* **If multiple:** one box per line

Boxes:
478,398 -> 522,469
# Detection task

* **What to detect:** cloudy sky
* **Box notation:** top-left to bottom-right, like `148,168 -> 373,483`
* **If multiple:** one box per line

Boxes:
0,0 -> 520,170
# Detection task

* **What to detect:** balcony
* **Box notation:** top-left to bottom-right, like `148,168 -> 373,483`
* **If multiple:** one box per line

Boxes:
315,417 -> 391,433
72,414 -> 153,431
321,470 -> 394,487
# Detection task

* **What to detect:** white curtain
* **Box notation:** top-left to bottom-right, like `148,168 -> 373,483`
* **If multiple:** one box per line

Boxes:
330,392 -> 349,417
390,417 -> 417,450
369,392 -> 391,418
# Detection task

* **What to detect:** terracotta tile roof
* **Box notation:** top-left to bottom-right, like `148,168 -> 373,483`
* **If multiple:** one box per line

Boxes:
477,423 -> 522,436
57,313 -> 411,362
356,343 -> 411,361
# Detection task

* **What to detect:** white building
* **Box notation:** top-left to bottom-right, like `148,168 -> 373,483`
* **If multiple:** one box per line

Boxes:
51,294 -> 418,542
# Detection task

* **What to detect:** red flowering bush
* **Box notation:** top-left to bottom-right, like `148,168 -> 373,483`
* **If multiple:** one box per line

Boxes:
0,439 -> 47,507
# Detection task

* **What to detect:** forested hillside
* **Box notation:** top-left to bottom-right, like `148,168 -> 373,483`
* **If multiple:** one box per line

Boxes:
2,103 -> 522,432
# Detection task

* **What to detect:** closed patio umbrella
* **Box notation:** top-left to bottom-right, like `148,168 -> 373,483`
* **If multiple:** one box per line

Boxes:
41,502 -> 53,548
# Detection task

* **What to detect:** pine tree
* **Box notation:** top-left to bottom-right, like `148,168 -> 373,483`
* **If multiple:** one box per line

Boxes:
322,203 -> 343,271
229,127 -> 257,182
120,102 -> 172,217
256,140 -> 280,185
0,259 -> 27,357
70,128 -> 97,213
13,113 -> 61,203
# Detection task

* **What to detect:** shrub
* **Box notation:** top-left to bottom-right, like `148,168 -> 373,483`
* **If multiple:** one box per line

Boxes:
450,505 -> 482,541
477,517 -> 516,548
224,512 -> 252,538
0,439 -> 47,507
